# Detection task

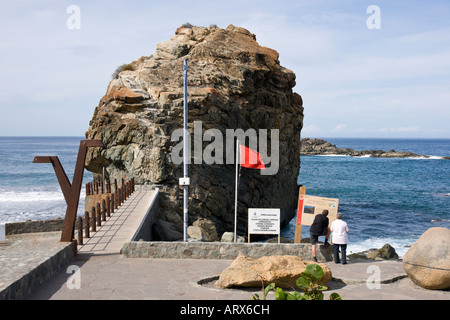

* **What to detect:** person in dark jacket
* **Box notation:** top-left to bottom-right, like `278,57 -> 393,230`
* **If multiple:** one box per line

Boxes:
310,209 -> 330,262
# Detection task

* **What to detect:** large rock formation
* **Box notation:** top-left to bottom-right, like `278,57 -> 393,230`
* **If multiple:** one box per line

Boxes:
85,25 -> 304,239
215,255 -> 332,289
403,227 -> 450,290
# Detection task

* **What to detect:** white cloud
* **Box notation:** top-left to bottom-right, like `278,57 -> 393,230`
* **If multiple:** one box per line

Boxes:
331,124 -> 347,132
240,13 -> 336,64
0,1 -> 449,137
302,124 -> 321,134
380,126 -> 420,133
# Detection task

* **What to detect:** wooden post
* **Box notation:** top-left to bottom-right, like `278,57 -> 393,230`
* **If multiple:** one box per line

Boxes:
96,203 -> 101,226
294,186 -> 307,243
106,195 -> 111,217
77,216 -> 83,246
101,199 -> 106,221
91,207 -> 96,232
84,211 -> 90,238
111,193 -> 115,213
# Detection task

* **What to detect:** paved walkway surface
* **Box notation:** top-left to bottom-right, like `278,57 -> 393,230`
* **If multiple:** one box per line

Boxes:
24,252 -> 449,300
4,188 -> 449,301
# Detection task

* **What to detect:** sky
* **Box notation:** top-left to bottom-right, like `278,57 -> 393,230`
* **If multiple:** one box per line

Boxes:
0,0 -> 449,138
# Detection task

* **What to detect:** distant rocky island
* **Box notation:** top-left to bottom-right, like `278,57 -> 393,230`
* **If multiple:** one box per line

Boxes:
300,138 -> 449,159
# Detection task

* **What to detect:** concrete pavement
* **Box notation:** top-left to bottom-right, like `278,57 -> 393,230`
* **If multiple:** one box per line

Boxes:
4,188 -> 448,301
24,251 -> 449,300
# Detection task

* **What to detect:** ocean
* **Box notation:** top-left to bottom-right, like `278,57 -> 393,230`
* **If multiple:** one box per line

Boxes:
0,137 -> 92,223
282,138 -> 450,257
1,136 -> 449,257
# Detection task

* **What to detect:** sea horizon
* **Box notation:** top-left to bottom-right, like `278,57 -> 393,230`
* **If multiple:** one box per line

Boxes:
2,135 -> 450,139
1,136 -> 449,258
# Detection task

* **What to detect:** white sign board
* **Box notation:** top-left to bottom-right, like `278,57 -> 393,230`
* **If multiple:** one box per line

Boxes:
0,223 -> 5,242
248,208 -> 280,235
301,195 -> 339,227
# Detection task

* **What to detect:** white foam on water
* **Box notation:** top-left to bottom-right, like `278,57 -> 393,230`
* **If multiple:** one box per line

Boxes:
0,190 -> 65,202
0,188 -> 87,223
281,218 -> 415,258
0,189 -> 85,202
407,155 -> 444,160
347,236 -> 416,258
315,154 -> 349,157
312,154 -> 445,160
0,210 -> 65,224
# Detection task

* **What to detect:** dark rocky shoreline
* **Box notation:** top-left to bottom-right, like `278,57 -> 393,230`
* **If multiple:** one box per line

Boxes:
300,138 -> 449,159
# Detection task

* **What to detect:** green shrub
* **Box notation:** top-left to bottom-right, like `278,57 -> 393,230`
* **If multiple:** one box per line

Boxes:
252,264 -> 342,300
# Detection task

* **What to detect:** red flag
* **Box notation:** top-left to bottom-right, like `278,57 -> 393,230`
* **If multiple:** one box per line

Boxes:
240,145 -> 266,169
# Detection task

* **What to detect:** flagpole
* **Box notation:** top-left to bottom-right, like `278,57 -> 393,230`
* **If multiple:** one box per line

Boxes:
234,139 -> 240,243
182,59 -> 189,242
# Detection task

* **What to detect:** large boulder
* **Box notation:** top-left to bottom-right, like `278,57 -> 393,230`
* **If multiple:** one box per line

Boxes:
215,255 -> 332,289
367,243 -> 399,260
187,218 -> 220,242
403,227 -> 450,290
85,24 -> 304,237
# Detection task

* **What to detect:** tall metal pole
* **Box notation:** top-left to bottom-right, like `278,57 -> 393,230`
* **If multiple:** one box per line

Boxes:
234,139 -> 240,243
182,59 -> 189,242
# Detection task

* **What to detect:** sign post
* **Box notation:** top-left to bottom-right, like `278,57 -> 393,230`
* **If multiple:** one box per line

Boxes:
294,186 -> 306,243
293,186 -> 339,243
248,208 -> 280,243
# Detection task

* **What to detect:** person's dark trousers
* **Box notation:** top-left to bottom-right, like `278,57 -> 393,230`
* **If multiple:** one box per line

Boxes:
333,244 -> 347,264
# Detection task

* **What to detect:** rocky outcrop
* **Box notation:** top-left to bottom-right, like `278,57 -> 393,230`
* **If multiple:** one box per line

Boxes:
85,25 -> 304,239
187,218 -> 220,242
300,138 -> 436,158
367,243 -> 399,260
403,227 -> 450,290
347,243 -> 400,261
215,255 -> 332,289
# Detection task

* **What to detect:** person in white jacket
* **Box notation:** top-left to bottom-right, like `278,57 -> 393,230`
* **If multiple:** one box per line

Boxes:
330,212 -> 349,264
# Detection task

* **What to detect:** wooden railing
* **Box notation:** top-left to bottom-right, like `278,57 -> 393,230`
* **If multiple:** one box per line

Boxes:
75,177 -> 135,248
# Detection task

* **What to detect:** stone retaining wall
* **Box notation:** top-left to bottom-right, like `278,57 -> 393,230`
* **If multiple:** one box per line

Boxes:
0,234 -> 74,300
122,241 -> 334,261
5,219 -> 64,235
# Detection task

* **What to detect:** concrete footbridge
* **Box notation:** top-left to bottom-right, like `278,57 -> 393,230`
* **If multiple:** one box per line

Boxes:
78,187 -> 159,254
